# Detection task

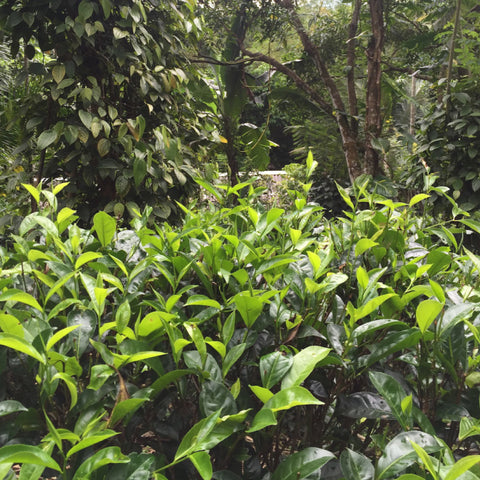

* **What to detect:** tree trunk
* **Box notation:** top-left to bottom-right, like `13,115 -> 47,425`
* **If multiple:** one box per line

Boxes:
224,116 -> 239,186
347,0 -> 361,139
445,0 -> 462,113
240,0 -> 386,184
364,0 -> 385,177
274,0 -> 364,183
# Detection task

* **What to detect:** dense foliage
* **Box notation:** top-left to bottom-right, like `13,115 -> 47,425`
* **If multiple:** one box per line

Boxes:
2,1 -> 480,479
1,165 -> 480,479
413,6 -> 480,214
0,0 -> 206,223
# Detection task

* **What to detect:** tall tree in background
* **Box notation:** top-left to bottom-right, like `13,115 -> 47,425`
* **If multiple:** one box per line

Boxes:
238,0 -> 386,184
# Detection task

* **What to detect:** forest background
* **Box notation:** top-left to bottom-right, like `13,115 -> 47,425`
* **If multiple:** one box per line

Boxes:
1,1 -> 480,479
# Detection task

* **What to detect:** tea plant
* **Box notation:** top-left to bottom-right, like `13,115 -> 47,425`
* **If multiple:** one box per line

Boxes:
1,167 -> 480,479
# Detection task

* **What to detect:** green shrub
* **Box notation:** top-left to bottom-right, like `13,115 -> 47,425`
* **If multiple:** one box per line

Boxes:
1,173 -> 480,479
414,80 -> 480,214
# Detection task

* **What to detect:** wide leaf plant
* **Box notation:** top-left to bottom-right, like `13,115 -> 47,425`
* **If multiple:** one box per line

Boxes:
0,174 -> 480,479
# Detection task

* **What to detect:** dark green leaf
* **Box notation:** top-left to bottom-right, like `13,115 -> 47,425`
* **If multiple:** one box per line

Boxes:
175,410 -> 222,460
67,309 -> 97,357
360,329 -> 422,368
340,449 -> 374,480
271,447 -> 335,480
376,431 -> 442,480
260,351 -> 292,389
199,380 -> 237,417
0,400 -> 28,417
37,130 -> 57,150
108,453 -> 155,480
351,319 -> 406,341
99,0 -> 112,18
133,157 -> 147,187
369,371 -> 410,429
184,351 -> 222,382
78,0 -> 94,20
336,392 -> 392,419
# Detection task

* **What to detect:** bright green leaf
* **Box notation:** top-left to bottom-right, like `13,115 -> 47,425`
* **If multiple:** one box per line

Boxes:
93,211 -> 116,247
282,346 -> 330,389
45,325 -> 80,352
66,431 -> 118,459
0,333 -> 45,364
0,444 -> 61,471
249,385 -> 274,404
416,299 -> 443,334
355,239 -> 379,257
444,455 -> 480,480
108,398 -> 148,427
72,447 -> 129,480
75,251 -> 103,269
22,184 -> 40,204
189,451 -> 212,480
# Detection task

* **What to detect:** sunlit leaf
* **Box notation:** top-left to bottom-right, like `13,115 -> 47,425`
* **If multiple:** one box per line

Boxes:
72,447 -> 129,480
0,333 -> 45,364
189,451 -> 212,480
75,251 -> 103,269
0,290 -> 43,312
66,431 -> 119,459
0,444 -> 61,471
93,211 -> 116,247
282,346 -> 330,389
444,455 -> 480,480
416,299 -> 443,333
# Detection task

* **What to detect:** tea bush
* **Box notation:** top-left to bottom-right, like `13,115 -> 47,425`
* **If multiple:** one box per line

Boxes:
1,162 -> 480,479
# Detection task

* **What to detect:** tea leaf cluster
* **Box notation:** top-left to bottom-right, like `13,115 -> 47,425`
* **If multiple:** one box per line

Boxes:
1,173 -> 480,479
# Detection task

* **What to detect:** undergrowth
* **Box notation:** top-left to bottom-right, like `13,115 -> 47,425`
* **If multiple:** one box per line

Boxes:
1,155 -> 480,479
